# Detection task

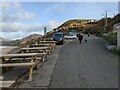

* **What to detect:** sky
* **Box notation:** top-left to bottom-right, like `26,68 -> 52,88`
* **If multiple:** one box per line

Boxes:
0,1 -> 119,40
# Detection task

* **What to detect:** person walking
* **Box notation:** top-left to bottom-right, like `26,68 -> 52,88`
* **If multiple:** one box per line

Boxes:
87,33 -> 90,37
78,33 -> 83,43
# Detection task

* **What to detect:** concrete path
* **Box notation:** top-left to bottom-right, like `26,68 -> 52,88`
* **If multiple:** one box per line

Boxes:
49,35 -> 118,88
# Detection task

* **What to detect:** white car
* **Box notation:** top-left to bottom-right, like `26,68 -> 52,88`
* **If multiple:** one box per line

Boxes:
64,34 -> 77,39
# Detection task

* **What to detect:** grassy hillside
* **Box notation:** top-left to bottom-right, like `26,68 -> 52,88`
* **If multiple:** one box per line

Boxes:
57,19 -> 97,34
83,14 -> 120,35
45,19 -> 97,38
45,14 -> 119,43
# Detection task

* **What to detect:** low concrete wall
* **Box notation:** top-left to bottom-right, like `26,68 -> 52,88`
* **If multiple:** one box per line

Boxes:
117,27 -> 120,50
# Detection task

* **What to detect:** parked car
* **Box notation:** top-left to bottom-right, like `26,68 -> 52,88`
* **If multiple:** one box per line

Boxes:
52,32 -> 64,45
64,34 -> 77,39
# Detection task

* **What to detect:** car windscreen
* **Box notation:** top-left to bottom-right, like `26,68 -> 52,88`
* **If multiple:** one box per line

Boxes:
53,34 -> 63,38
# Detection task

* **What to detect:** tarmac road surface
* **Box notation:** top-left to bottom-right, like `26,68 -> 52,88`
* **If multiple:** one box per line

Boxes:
49,35 -> 118,88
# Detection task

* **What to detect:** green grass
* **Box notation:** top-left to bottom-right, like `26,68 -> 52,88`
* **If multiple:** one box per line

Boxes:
103,32 -> 117,45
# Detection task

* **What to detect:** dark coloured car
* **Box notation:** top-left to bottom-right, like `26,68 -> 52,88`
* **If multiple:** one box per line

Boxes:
52,32 -> 64,45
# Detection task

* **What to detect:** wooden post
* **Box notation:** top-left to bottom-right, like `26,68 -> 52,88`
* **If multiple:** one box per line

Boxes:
32,56 -> 37,70
28,65 -> 33,81
28,56 -> 34,81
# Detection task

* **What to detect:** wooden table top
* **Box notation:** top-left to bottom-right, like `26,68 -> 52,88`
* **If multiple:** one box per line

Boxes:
0,53 -> 39,58
32,44 -> 50,46
21,47 -> 48,50
40,41 -> 55,43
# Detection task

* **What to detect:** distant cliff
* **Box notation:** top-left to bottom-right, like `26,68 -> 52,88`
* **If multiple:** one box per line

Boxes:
10,34 -> 43,46
1,34 -> 43,46
0,37 -> 11,46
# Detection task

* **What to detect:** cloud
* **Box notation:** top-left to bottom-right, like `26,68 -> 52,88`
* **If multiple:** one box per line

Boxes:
50,7 -> 65,13
16,12 -> 35,20
0,2 -> 11,10
47,20 -> 60,30
1,2 -> 35,23
1,0 -> 119,2
0,22 -> 44,40
0,2 -> 62,39
26,24 -> 44,32
44,4 -> 65,14
0,22 -> 43,32
0,20 -> 60,32
0,22 -> 25,32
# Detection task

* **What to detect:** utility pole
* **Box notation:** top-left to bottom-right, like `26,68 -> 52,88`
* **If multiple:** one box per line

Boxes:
104,10 -> 108,33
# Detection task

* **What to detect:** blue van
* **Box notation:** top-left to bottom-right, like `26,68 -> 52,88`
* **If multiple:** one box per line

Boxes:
52,32 -> 64,45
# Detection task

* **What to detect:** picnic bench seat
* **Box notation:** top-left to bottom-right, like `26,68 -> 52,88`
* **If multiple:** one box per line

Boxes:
27,49 -> 50,56
0,62 -> 35,67
0,81 -> 15,88
7,57 -> 42,62
20,48 -> 48,58
0,53 -> 41,81
32,43 -> 55,52
39,41 -> 56,49
0,61 -> 37,81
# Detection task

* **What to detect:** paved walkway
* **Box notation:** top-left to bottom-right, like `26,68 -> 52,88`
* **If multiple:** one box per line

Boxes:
49,35 -> 118,88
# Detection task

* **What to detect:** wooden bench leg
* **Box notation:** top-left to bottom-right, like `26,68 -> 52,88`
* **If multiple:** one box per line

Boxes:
33,65 -> 37,70
28,65 -> 33,81
42,54 -> 46,62
32,56 -> 37,70
47,50 -> 50,55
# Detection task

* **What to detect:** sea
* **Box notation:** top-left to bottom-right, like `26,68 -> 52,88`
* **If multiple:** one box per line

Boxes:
0,46 -> 9,49
0,46 -> 18,49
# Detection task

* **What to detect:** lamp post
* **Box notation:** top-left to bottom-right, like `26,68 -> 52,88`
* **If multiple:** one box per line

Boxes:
102,14 -> 105,33
44,26 -> 47,41
105,10 -> 108,33
102,10 -> 108,33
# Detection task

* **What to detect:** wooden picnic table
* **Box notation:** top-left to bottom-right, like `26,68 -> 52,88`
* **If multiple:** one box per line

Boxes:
21,47 -> 48,51
0,53 -> 41,81
40,41 -> 56,44
32,44 -> 54,52
21,47 -> 49,57
32,43 -> 51,46
39,41 -> 56,49
0,53 -> 39,58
